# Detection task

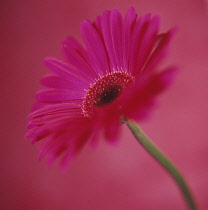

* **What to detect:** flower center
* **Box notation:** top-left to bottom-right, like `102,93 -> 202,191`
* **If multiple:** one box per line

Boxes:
82,71 -> 134,117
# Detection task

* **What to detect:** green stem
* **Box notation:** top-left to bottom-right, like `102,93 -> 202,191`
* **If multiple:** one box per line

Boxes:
123,118 -> 197,210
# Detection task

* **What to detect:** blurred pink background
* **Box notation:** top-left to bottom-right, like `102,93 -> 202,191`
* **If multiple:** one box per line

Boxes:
1,0 -> 208,209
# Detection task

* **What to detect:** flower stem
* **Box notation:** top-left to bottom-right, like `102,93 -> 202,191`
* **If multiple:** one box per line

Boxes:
123,118 -> 197,210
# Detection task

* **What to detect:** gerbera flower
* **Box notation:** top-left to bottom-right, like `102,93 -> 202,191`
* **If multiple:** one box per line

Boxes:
26,6 -> 176,167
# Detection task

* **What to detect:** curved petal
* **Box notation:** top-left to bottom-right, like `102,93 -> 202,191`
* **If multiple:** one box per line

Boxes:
35,88 -> 84,102
27,103 -> 81,119
36,116 -> 94,167
80,20 -> 110,75
41,74 -> 85,92
123,6 -> 137,72
101,10 -> 117,70
44,57 -> 90,86
111,9 -> 124,71
62,36 -> 97,80
142,28 -> 177,73
134,15 -> 160,76
129,13 -> 151,75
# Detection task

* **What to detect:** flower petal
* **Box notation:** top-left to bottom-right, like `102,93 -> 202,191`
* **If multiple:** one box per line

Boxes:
80,20 -> 110,75
41,74 -> 85,92
135,15 -> 160,75
143,28 -> 177,73
129,13 -> 151,74
123,6 -> 137,72
62,36 -> 97,80
101,10 -> 117,70
35,89 -> 83,102
44,57 -> 89,86
36,116 -> 93,167
111,9 -> 124,70
27,103 -> 81,119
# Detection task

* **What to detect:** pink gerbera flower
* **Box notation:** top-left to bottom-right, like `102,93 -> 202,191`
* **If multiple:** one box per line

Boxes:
26,6 -> 176,167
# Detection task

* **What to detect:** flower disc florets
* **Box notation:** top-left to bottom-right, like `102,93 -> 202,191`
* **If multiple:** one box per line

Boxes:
82,71 -> 134,117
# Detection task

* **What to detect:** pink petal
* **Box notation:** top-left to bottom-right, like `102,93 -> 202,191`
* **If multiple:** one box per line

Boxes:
35,89 -> 84,102
42,116 -> 93,167
123,6 -> 137,72
61,121 -> 93,167
94,15 -> 102,34
111,9 -> 124,70
28,111 -> 81,129
148,67 -> 178,94
62,36 -> 97,80
135,15 -> 160,75
80,20 -> 110,75
27,103 -> 81,119
41,74 -> 85,92
129,13 -> 151,74
101,10 -> 117,70
143,27 -> 177,73
25,126 -> 50,142
44,57 -> 89,86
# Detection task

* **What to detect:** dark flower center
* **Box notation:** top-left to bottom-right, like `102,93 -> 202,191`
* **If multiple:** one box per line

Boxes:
82,71 -> 134,117
95,85 -> 121,107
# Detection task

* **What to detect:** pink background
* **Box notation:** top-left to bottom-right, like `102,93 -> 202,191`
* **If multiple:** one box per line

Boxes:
1,0 -> 208,209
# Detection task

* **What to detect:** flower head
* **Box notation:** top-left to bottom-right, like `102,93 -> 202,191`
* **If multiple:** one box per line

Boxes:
26,6 -> 176,166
